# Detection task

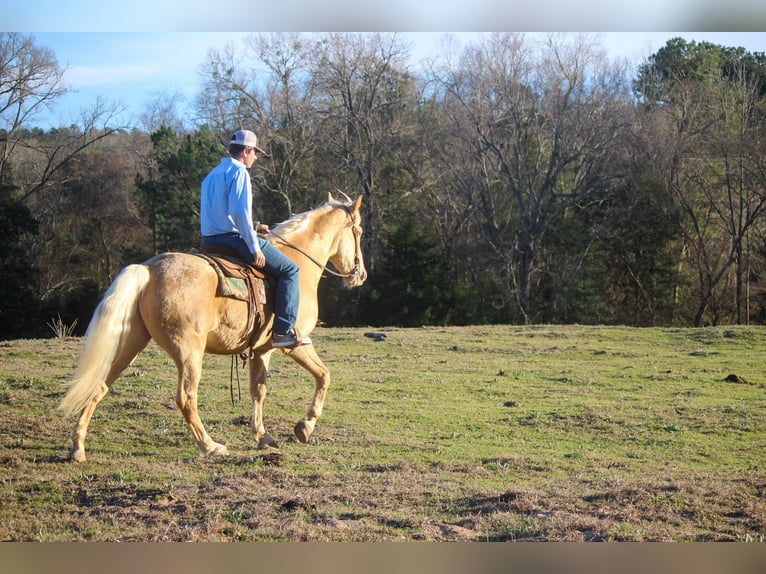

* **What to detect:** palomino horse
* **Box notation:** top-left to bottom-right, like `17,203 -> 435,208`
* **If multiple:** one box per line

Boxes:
58,192 -> 366,462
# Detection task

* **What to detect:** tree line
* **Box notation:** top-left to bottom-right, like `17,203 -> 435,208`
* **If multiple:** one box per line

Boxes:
1,32 -> 765,339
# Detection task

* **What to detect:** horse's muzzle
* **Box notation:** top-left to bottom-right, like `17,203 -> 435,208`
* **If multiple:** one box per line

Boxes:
344,266 -> 367,288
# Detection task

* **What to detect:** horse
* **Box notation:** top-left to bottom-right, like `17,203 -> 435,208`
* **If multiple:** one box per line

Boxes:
58,192 -> 367,462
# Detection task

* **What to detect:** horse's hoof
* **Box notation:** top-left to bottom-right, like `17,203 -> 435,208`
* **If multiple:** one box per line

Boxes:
258,434 -> 279,450
293,420 -> 314,444
203,443 -> 229,457
68,448 -> 86,463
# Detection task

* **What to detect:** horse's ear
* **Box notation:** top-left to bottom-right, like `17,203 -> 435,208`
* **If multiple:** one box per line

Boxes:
327,191 -> 335,203
353,195 -> 363,212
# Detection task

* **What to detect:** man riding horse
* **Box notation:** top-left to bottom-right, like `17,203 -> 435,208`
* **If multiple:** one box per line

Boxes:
200,129 -> 308,349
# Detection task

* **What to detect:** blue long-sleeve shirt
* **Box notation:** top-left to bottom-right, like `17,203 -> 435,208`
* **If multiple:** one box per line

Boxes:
200,157 -> 261,254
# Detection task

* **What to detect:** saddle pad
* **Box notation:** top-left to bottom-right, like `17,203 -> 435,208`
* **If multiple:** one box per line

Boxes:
194,252 -> 267,305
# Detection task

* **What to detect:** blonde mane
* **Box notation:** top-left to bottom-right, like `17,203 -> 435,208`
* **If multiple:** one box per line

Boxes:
272,210 -> 313,236
271,198 -> 353,238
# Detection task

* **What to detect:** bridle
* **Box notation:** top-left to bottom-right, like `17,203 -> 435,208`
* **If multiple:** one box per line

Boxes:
266,207 -> 363,280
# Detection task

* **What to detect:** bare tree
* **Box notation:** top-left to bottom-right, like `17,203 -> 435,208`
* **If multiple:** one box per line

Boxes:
0,33 -> 67,182
33,133 -> 147,300
138,89 -> 188,134
195,32 -> 419,263
1,33 -> 132,284
1,34 -> 129,201
245,32 -> 321,215
195,41 -> 262,139
309,32 -> 416,270
694,65 -> 766,324
635,39 -> 766,325
428,33 -> 631,323
195,35 -> 313,218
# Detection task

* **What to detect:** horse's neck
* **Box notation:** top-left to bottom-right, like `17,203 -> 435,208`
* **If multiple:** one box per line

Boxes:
274,206 -> 340,269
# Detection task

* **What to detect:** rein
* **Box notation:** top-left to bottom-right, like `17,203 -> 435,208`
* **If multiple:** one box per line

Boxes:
265,217 -> 362,279
230,354 -> 242,405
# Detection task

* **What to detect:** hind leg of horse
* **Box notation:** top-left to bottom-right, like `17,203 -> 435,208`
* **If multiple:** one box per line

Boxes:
173,346 -> 228,457
68,385 -> 110,463
284,345 -> 330,444
68,326 -> 150,462
249,350 -> 278,449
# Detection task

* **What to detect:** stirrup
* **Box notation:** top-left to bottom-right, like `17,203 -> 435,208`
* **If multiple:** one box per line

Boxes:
272,329 -> 312,348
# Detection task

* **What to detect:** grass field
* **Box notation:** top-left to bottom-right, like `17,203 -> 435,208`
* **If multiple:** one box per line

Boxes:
0,325 -> 764,541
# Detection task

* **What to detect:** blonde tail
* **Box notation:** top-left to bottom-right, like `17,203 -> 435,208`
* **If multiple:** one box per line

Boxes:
58,265 -> 150,417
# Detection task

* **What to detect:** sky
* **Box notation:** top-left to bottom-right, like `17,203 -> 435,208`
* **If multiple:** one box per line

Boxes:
6,0 -> 766,32
4,1 -> 765,128
22,31 -> 764,131
5,0 -> 765,131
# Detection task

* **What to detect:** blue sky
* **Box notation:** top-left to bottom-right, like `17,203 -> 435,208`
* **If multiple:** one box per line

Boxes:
30,33 -> 248,128
18,30 -> 766,129
5,0 -> 764,128
7,0 -> 766,32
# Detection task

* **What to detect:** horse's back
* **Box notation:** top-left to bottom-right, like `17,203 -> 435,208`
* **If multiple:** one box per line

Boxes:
145,251 -> 212,278
143,252 -> 218,301
140,253 -> 220,341
141,252 -> 261,355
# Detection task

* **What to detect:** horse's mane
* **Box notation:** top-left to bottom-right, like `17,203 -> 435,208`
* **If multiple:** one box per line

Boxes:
271,198 -> 353,238
272,211 -> 313,237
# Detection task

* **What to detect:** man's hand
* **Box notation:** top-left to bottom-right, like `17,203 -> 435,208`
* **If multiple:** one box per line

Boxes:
256,223 -> 270,234
253,250 -> 266,268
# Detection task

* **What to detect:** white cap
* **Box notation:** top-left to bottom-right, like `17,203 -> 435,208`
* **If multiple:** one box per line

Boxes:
230,129 -> 267,153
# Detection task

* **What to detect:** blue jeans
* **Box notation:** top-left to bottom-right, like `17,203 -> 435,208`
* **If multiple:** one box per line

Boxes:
201,233 -> 299,335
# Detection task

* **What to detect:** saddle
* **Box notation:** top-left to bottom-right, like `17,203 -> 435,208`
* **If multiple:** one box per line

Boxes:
195,244 -> 271,349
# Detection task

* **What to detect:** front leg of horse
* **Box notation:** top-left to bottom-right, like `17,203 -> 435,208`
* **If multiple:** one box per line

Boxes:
252,381 -> 279,450
287,346 -> 330,444
249,351 -> 279,449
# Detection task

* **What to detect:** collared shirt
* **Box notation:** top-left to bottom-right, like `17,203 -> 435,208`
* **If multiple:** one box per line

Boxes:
200,156 -> 260,254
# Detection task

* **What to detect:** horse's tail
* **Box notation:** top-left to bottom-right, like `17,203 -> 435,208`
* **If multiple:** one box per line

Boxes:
58,264 -> 150,417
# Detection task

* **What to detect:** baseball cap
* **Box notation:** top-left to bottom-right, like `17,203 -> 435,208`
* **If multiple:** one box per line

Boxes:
230,129 -> 267,154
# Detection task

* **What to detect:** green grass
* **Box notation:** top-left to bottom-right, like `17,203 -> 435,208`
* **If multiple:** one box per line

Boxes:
0,325 -> 764,541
